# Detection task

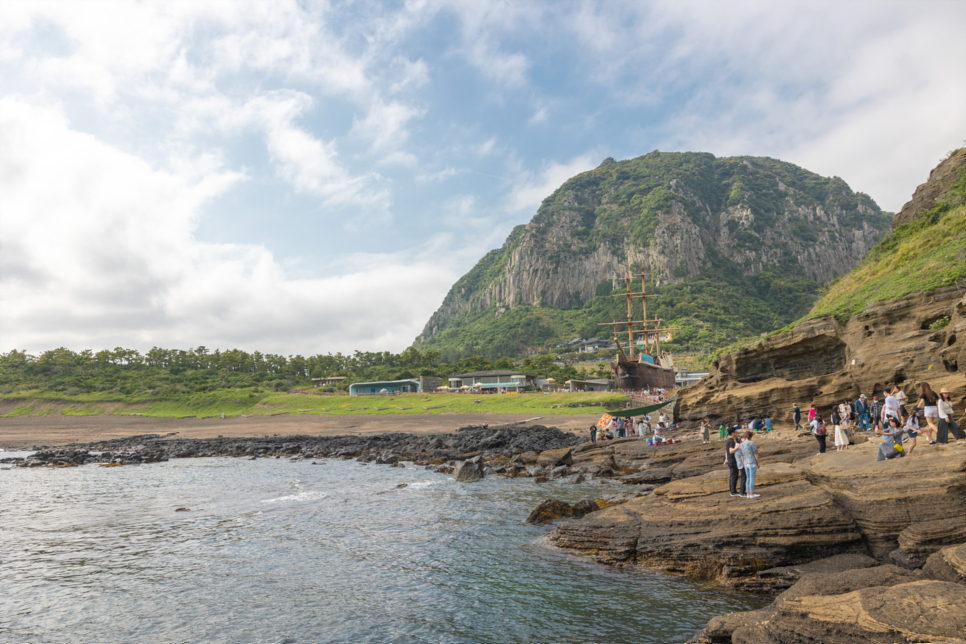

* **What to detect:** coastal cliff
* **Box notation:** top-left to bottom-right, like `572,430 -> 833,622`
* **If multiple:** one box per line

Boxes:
415,152 -> 891,358
677,148 -> 966,425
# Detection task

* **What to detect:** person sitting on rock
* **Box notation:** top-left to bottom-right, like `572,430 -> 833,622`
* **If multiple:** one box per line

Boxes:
763,416 -> 773,431
877,418 -> 907,461
750,417 -> 762,432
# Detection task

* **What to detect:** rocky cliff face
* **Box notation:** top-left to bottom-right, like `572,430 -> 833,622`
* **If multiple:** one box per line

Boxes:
677,285 -> 965,425
893,147 -> 966,229
417,152 -> 891,349
677,149 -> 966,426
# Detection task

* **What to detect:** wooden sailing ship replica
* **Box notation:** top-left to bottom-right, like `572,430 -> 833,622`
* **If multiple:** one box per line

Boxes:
599,268 -> 676,391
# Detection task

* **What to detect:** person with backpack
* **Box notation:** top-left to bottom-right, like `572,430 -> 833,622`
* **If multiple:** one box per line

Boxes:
810,413 -> 828,454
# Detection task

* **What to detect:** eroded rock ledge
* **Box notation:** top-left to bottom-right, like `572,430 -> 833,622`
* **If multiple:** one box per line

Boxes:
542,433 -> 966,643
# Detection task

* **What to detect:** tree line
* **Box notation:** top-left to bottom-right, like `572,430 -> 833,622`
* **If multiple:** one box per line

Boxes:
0,346 -> 585,397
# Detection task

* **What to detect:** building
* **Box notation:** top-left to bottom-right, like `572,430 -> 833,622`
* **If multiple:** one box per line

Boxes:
311,376 -> 346,388
567,378 -> 614,392
349,379 -> 421,395
674,369 -> 710,388
447,370 -> 536,393
579,337 -> 609,353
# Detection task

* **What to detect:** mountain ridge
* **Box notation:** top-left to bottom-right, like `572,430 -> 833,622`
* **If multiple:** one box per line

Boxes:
416,151 -> 892,360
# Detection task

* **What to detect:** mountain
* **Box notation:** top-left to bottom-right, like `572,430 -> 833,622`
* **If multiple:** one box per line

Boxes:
415,151 -> 892,360
677,147 -> 966,425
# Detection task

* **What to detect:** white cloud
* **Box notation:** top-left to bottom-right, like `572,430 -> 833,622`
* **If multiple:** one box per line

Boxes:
0,98 -> 454,354
505,155 -> 598,213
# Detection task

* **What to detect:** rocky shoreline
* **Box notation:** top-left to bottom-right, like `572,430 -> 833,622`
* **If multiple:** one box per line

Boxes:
5,425 -> 965,643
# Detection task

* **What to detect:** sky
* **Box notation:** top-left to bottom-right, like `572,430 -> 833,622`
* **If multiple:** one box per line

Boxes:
1,0 -> 964,357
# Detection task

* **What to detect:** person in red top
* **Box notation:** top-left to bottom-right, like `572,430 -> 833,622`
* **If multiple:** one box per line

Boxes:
808,404 -> 817,422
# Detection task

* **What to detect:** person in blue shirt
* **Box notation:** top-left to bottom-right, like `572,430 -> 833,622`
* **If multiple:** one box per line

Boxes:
764,416 -> 773,431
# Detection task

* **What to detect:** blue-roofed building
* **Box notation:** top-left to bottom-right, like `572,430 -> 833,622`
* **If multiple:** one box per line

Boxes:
348,379 -> 421,396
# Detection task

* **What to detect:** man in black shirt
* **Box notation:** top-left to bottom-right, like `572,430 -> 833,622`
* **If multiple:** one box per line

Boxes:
726,427 -> 740,497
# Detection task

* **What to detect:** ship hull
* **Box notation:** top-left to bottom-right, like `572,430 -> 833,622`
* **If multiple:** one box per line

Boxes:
612,358 -> 675,391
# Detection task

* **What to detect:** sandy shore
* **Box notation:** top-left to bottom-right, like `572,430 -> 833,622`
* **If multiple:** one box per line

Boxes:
0,412 -> 603,448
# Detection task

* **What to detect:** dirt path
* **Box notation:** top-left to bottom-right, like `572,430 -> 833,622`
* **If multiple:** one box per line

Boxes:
0,413 -> 604,448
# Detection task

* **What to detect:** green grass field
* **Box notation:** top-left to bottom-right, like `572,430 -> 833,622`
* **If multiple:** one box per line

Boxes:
0,390 -> 628,419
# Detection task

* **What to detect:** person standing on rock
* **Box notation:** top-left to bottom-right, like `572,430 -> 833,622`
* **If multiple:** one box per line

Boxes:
916,382 -> 940,444
726,427 -> 741,497
832,408 -> 848,452
808,404 -> 817,424
792,403 -> 803,431
810,414 -> 827,454
590,425 -> 597,444
701,419 -> 711,444
870,396 -> 882,433
895,386 -> 909,420
739,431 -> 760,498
734,434 -> 747,496
855,394 -> 870,431
904,411 -> 921,455
717,423 -> 728,441
936,388 -> 966,444
883,387 -> 903,425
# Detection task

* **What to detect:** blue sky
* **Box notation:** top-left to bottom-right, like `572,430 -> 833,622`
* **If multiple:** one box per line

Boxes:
1,0 -> 964,355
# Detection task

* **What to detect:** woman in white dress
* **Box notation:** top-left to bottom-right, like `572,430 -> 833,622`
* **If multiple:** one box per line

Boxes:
832,409 -> 848,451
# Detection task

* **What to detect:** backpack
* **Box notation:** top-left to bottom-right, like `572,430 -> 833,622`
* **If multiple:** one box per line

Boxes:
814,421 -> 827,436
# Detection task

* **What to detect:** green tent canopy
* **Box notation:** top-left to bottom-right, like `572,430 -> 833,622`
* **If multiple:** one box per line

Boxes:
607,398 -> 676,418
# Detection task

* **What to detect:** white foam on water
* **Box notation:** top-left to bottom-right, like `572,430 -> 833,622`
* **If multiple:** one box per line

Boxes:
405,480 -> 442,490
261,490 -> 327,504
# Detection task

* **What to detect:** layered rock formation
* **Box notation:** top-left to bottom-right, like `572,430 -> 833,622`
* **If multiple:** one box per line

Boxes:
677,285 -> 965,426
548,436 -> 966,586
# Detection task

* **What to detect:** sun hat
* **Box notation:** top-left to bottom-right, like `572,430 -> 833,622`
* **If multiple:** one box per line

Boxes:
940,388 -> 950,394
860,394 -> 867,399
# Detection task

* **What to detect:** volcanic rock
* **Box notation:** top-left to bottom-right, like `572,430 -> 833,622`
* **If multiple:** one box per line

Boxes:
525,499 -> 574,524
922,542 -> 966,584
452,459 -> 484,483
537,448 -> 573,468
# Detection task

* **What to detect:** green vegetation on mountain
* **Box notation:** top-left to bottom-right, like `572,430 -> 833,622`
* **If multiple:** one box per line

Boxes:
807,152 -> 966,325
417,151 -> 892,361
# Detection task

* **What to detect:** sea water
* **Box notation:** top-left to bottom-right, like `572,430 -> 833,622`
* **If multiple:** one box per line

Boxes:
0,454 -> 766,643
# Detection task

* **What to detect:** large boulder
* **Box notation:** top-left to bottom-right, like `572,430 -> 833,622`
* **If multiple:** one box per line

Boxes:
537,448 -> 573,468
922,542 -> 966,585
452,458 -> 484,483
